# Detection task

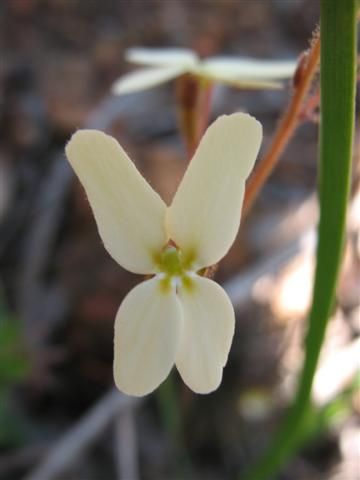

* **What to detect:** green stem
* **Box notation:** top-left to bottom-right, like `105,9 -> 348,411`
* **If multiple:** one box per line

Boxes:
157,373 -> 182,442
243,2 -> 357,478
157,374 -> 192,476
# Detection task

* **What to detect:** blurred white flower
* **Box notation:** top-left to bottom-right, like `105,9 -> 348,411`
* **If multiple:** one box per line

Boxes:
112,47 -> 297,95
66,113 -> 262,396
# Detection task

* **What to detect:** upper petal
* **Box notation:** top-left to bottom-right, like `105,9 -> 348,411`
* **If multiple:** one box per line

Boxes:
112,66 -> 187,95
166,113 -> 262,269
198,73 -> 284,90
66,130 -> 167,274
114,277 -> 182,396
201,57 -> 296,81
126,47 -> 198,67
176,276 -> 235,394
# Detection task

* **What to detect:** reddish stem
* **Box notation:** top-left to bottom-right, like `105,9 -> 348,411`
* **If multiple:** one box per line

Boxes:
243,35 -> 320,216
193,80 -> 214,155
176,74 -> 201,159
176,75 -> 214,160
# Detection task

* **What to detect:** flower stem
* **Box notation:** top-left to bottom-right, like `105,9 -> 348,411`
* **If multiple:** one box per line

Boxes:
176,74 -> 201,159
176,75 -> 214,160
243,34 -> 320,216
195,79 -> 214,151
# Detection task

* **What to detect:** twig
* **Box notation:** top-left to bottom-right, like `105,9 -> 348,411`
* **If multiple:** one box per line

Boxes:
18,155 -> 73,348
243,34 -> 320,215
24,390 -> 139,480
114,404 -> 139,480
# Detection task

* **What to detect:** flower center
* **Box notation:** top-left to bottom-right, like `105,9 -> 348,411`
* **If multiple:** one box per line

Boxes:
157,245 -> 195,292
160,246 -> 184,276
157,245 -> 196,293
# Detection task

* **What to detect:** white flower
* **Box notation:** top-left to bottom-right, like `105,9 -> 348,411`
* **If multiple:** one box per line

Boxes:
112,47 -> 297,95
65,113 -> 262,396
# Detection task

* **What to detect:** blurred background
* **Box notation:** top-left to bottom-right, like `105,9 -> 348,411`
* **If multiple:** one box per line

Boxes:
0,1 -> 359,479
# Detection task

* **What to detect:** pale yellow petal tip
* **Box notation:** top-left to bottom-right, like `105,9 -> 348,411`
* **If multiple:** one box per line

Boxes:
215,112 -> 263,138
215,112 -> 263,162
113,369 -> 156,397
187,372 -> 223,395
65,130 -> 115,162
66,129 -> 104,150
210,111 -> 263,174
67,129 -> 109,144
113,354 -> 171,398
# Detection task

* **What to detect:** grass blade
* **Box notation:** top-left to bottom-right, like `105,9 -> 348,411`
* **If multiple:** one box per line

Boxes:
243,2 -> 357,478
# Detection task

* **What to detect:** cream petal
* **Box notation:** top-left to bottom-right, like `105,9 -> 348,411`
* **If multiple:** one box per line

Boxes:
201,57 -> 297,80
112,66 -> 188,95
126,47 -> 198,67
166,113 -> 262,269
66,130 -> 167,274
114,277 -> 182,396
199,73 -> 283,90
176,276 -> 235,394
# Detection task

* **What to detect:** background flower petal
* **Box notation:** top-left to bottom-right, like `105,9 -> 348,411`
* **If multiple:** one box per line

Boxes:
112,66 -> 187,95
66,130 -> 167,274
199,73 -> 284,90
201,57 -> 297,80
126,47 -> 198,67
114,277 -> 182,396
176,276 -> 235,394
166,113 -> 262,269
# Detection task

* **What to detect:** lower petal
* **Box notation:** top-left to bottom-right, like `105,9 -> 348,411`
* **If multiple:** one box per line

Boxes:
114,277 -> 182,396
176,276 -> 235,394
112,66 -> 187,95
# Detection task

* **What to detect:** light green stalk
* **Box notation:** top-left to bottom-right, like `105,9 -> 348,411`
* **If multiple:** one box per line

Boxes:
243,1 -> 357,478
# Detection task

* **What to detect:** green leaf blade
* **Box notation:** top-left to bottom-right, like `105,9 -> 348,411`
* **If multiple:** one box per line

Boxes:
243,2 -> 357,478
